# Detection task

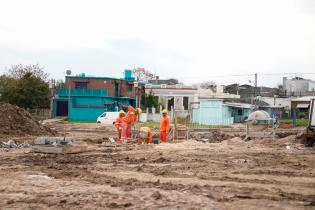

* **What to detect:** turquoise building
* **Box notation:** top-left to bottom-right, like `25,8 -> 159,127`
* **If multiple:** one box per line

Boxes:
53,70 -> 142,122
192,99 -> 253,125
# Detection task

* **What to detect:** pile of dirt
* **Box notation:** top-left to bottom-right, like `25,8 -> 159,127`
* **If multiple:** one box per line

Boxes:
189,131 -> 236,143
0,103 -> 56,136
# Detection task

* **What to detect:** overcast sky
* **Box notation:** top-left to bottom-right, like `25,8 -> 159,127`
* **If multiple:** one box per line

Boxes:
1,0 -> 315,87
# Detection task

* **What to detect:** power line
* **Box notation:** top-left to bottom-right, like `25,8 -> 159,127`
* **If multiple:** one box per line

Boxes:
175,72 -> 315,79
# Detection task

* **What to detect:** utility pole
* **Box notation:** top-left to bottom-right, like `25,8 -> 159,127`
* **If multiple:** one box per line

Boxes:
66,70 -> 72,120
49,79 -> 56,118
254,73 -> 257,97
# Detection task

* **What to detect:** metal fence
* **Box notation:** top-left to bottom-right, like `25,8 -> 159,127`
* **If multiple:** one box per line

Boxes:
28,108 -> 51,121
172,110 -> 232,130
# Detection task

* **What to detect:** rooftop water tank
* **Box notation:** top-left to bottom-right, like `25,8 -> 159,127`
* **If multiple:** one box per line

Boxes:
124,69 -> 133,80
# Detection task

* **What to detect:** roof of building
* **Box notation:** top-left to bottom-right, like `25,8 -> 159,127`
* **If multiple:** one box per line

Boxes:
223,102 -> 254,109
145,84 -> 197,90
148,78 -> 179,85
296,103 -> 310,108
291,96 -> 315,102
66,75 -> 133,80
65,75 -> 146,85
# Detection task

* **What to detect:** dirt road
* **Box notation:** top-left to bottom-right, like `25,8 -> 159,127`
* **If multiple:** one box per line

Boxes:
0,123 -> 315,209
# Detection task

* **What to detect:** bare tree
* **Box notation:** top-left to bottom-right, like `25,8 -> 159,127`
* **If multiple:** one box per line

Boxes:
7,64 -> 49,81
199,81 -> 217,92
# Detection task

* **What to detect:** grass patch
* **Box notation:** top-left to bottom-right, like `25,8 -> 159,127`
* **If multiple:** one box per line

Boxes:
278,119 -> 309,127
138,121 -> 160,129
138,121 -> 227,129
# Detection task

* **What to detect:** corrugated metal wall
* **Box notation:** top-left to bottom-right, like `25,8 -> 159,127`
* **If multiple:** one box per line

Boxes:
192,100 -> 234,125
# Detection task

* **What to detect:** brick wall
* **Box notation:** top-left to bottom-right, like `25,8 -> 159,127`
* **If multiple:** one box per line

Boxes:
65,77 -> 136,98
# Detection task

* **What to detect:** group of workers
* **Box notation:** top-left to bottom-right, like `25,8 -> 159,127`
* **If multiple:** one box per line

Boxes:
114,105 -> 170,143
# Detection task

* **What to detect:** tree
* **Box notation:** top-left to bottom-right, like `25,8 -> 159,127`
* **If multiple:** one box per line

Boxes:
141,90 -> 159,109
199,81 -> 217,90
276,84 -> 286,97
55,79 -> 66,89
1,64 -> 50,109
7,64 -> 49,81
225,83 -> 238,94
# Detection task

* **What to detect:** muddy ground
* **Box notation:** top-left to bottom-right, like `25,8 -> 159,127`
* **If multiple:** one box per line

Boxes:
0,122 -> 315,209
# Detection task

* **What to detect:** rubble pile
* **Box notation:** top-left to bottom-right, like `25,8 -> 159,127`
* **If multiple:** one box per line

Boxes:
0,103 -> 55,136
190,131 -> 236,143
0,140 -> 31,149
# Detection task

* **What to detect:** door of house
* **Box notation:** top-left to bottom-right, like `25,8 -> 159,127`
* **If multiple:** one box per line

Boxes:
114,82 -> 119,97
56,101 -> 68,116
168,97 -> 174,111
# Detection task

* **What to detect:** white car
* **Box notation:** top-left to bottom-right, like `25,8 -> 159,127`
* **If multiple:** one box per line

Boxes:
96,112 -> 119,124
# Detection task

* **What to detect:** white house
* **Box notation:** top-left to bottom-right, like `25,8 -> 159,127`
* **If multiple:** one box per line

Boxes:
145,83 -> 198,117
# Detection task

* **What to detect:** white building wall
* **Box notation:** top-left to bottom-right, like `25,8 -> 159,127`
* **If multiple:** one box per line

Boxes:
145,84 -> 198,112
259,97 -> 291,109
283,77 -> 315,95
308,81 -> 315,92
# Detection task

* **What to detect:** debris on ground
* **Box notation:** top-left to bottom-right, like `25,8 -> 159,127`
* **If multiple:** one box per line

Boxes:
189,131 -> 236,143
221,137 -> 244,145
0,140 -> 32,149
31,136 -> 87,154
0,122 -> 314,209
0,103 -> 56,136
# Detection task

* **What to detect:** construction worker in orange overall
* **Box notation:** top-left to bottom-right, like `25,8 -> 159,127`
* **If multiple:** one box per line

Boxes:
160,109 -> 170,143
138,127 -> 153,144
122,105 -> 142,139
115,110 -> 125,142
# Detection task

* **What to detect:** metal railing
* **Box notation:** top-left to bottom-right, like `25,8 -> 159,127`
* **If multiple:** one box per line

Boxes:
57,89 -> 108,97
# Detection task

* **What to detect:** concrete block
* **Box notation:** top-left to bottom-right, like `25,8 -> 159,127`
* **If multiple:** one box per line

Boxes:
34,137 -> 48,145
34,136 -> 76,145
32,145 -> 86,154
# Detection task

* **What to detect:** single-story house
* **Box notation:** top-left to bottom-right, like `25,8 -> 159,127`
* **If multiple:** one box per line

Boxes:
291,96 -> 315,119
192,99 -> 253,125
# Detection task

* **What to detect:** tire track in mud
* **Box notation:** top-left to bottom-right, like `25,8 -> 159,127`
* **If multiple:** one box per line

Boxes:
3,142 -> 315,209
15,152 -> 314,207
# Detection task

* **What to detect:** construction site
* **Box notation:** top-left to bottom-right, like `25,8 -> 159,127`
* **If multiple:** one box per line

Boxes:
0,102 -> 315,209
1,1 -> 315,209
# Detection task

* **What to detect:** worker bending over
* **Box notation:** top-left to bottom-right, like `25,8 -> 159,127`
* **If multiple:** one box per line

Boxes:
122,105 -> 142,139
160,109 -> 170,143
138,127 -> 153,144
115,110 -> 125,142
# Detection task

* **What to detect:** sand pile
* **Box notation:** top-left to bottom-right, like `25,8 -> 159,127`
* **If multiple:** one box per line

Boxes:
0,103 -> 55,136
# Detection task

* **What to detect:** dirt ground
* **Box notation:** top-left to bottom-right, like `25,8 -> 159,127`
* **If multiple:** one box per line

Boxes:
0,122 -> 315,209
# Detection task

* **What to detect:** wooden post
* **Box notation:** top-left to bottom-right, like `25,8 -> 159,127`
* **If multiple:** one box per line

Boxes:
172,107 -> 176,141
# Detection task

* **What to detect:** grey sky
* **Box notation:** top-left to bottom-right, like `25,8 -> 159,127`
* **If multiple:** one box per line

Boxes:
1,0 -> 315,87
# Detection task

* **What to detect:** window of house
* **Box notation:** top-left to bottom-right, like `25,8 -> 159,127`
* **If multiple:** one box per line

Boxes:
237,109 -> 243,115
183,97 -> 189,110
126,82 -> 133,92
74,82 -> 87,89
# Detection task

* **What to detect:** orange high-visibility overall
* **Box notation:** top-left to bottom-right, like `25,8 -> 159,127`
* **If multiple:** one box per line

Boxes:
139,127 -> 153,144
122,106 -> 138,138
160,115 -> 170,142
115,116 -> 123,142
